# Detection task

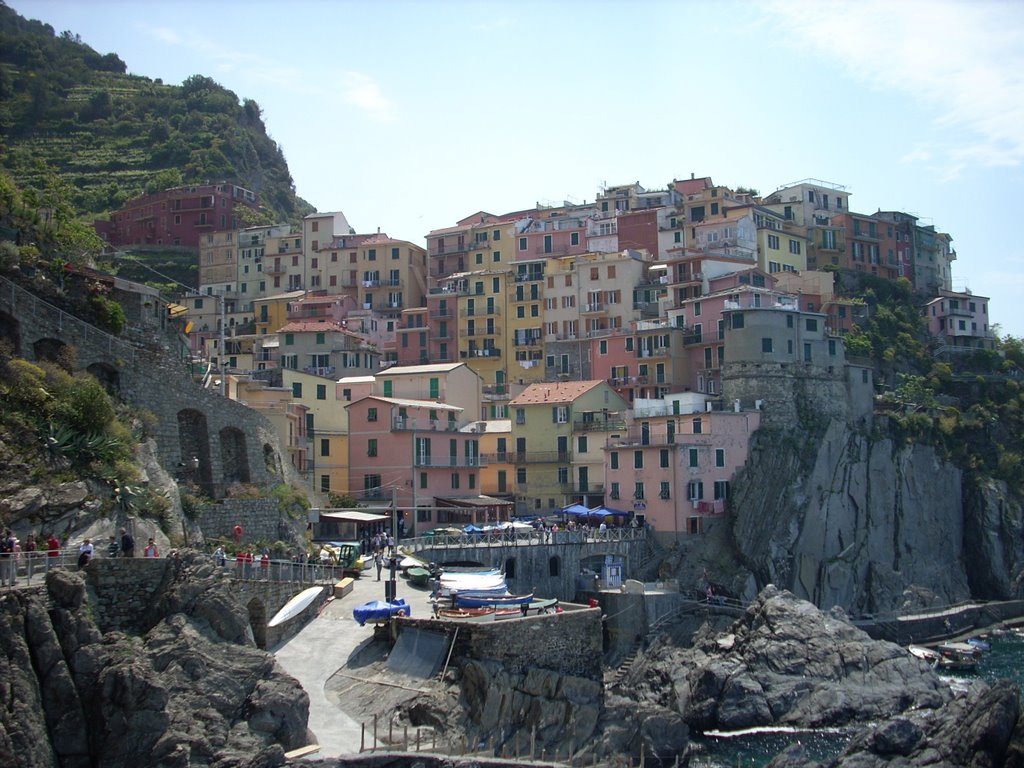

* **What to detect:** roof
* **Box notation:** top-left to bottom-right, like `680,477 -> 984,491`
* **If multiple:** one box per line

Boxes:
276,321 -> 361,337
509,380 -> 604,406
257,289 -> 307,303
349,396 -> 463,412
437,495 -> 514,507
317,510 -> 389,523
462,419 -> 511,434
378,363 -> 464,376
337,375 -> 375,384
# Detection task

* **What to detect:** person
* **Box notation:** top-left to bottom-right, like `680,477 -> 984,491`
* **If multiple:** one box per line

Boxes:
0,529 -> 15,586
77,538 -> 94,570
260,551 -> 270,578
213,545 -> 227,567
46,533 -> 61,571
120,528 -> 135,558
374,550 -> 383,581
387,534 -> 396,556
143,538 -> 158,558
106,535 -> 120,558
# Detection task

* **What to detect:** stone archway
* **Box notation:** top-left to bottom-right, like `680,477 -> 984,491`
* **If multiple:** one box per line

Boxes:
86,361 -> 121,396
177,409 -> 213,488
33,337 -> 69,367
247,597 -> 268,650
220,427 -> 251,485
0,309 -> 20,356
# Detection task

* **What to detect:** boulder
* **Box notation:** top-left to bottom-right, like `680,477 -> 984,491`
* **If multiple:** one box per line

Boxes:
625,586 -> 950,732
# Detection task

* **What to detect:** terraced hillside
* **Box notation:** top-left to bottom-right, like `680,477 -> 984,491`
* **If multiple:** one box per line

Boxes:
0,2 -> 311,225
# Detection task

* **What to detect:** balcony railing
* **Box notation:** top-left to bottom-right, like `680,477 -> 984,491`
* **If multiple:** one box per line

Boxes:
513,451 -> 571,464
413,455 -> 485,468
460,347 -> 501,358
392,417 -> 460,432
514,272 -> 544,283
573,416 -> 628,432
461,306 -> 501,317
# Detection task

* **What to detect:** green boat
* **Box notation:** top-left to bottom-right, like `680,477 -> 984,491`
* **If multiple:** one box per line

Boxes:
407,566 -> 431,587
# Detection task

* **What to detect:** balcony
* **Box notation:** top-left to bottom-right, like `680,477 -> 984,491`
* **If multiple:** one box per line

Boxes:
637,346 -> 669,359
464,325 -> 502,338
392,417 -> 460,432
482,384 -> 508,398
266,263 -> 286,275
303,365 -> 336,377
460,347 -> 501,359
573,415 -> 627,431
460,306 -> 501,317
513,338 -> 542,348
606,429 -> 682,448
414,455 -> 486,468
429,241 -> 472,256
515,272 -> 544,283
513,451 -> 571,464
481,451 -> 513,464
534,245 -> 574,256
582,302 -> 606,314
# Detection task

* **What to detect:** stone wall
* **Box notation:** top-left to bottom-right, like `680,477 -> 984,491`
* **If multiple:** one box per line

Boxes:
198,498 -> 300,545
722,360 -> 851,428
84,557 -> 175,633
402,604 -> 602,680
0,274 -> 294,498
409,536 -> 647,603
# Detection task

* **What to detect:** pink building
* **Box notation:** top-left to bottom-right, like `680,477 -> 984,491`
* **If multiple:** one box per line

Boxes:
345,395 -> 482,532
95,183 -> 258,249
588,321 -> 687,403
925,290 -> 995,352
603,394 -> 761,537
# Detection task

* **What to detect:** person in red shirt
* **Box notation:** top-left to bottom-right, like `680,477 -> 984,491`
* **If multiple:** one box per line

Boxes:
46,534 -> 61,571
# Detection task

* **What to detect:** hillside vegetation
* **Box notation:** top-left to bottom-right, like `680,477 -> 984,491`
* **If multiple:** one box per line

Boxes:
0,1 -> 312,227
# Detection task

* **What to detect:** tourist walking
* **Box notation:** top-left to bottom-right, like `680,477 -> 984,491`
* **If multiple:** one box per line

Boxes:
120,528 -> 135,558
77,538 -> 94,570
374,551 -> 383,581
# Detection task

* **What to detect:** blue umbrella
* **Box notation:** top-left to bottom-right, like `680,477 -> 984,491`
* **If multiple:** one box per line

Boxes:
561,503 -> 590,516
591,505 -> 630,517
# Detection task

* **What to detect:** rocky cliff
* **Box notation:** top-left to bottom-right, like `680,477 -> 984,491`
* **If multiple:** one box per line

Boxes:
727,418 -> 1024,614
0,557 -> 309,768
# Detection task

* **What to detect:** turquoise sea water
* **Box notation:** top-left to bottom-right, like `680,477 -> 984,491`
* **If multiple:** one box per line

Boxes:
686,629 -> 1024,767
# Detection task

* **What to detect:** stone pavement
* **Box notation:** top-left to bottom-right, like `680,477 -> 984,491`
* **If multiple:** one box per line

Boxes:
272,564 -> 437,758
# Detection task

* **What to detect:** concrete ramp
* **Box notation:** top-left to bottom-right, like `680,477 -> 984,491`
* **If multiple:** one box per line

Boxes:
387,627 -> 449,679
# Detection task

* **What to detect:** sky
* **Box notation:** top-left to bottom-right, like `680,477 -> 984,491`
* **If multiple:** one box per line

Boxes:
12,0 -> 1024,337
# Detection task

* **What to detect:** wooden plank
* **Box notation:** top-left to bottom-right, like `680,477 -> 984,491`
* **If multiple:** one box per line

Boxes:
284,743 -> 320,759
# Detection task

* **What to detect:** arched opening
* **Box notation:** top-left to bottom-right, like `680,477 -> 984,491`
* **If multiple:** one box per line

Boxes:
86,362 -> 120,396
33,337 -> 70,368
548,556 -> 560,577
0,309 -> 21,356
220,427 -> 251,485
263,443 -> 282,478
247,597 -> 267,650
177,409 -> 212,488
504,557 -> 516,580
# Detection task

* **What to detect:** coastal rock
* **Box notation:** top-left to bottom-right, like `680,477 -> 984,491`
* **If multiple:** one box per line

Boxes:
624,586 -> 950,732
824,680 -> 1023,767
0,561 -> 308,767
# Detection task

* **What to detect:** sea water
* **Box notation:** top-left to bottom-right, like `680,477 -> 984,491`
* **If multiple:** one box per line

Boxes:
686,629 -> 1024,767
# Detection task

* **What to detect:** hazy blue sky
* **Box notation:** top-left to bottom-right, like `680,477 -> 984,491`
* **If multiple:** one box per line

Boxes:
13,0 -> 1024,336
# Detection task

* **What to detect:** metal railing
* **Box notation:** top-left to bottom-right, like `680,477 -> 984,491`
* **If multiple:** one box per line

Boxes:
405,525 -> 645,552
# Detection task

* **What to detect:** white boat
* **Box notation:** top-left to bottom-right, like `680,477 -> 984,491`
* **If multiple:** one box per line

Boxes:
267,586 -> 324,628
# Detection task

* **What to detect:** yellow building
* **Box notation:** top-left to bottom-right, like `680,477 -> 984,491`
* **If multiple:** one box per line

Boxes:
228,375 -> 309,480
280,369 -> 349,503
508,380 -> 630,514
474,419 -> 513,499
253,289 -> 306,336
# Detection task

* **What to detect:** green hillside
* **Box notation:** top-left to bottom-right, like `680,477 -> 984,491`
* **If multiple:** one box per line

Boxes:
0,1 -> 313,226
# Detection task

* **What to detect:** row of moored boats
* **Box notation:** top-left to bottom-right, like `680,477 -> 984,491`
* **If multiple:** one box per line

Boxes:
908,636 -> 990,673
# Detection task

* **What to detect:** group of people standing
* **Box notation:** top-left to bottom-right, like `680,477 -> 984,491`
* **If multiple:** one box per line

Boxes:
0,527 -> 158,584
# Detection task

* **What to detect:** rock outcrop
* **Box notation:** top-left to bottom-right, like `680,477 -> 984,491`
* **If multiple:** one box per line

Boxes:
619,587 -> 950,734
726,419 -> 1024,614
0,560 -> 309,768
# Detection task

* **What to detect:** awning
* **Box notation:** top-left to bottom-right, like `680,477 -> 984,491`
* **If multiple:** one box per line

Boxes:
317,510 -> 389,522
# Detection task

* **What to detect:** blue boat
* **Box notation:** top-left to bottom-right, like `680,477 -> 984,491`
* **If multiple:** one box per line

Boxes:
455,592 -> 534,609
353,598 -> 411,626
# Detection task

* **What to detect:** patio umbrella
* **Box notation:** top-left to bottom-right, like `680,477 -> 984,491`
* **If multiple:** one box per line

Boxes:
561,503 -> 590,516
591,505 -> 630,517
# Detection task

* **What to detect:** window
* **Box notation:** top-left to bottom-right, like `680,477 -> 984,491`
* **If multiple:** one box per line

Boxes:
320,438 -> 330,456
805,318 -> 818,332
714,480 -> 730,500
804,343 -> 812,362
715,448 -> 725,467
660,482 -> 671,500
689,448 -> 698,468
688,480 -> 704,500
693,418 -> 702,434
634,450 -> 643,469
789,240 -> 801,255
732,313 -> 744,329
767,234 -> 780,250
762,337 -> 773,353
451,474 -> 460,489
660,449 -> 669,468
285,333 -> 295,346
367,439 -> 378,457
634,482 -> 645,500
610,451 -> 619,470
610,482 -> 620,499
571,232 -> 580,246
694,301 -> 701,317
367,407 -> 378,422
553,406 -> 568,424
515,408 -> 526,425
316,384 -> 326,400
383,380 -> 393,397
519,237 -> 527,251
429,378 -> 440,398
577,436 -> 588,453
292,382 -> 302,398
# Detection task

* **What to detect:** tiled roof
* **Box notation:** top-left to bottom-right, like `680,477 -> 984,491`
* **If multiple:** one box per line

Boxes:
276,320 -> 358,336
378,363 -> 464,376
508,380 -> 603,406
354,395 -> 463,411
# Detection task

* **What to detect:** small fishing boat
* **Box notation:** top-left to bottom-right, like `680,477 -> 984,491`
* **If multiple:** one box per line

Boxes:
436,606 -> 495,621
455,591 -> 534,609
407,566 -> 431,587
267,586 -> 324,628
967,637 -> 992,653
938,641 -> 983,659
